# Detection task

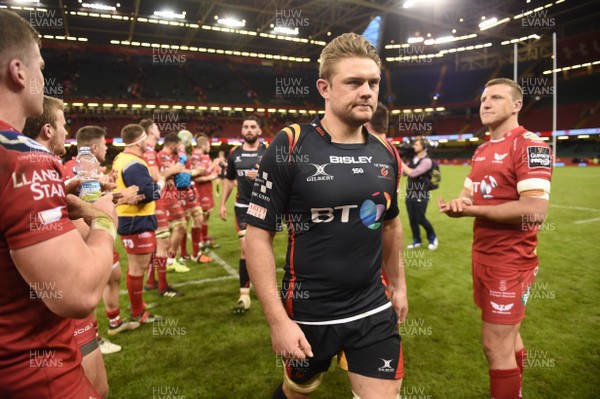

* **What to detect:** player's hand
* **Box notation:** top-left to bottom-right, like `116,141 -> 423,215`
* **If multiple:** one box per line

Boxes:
99,173 -> 116,192
389,287 -> 408,324
219,204 -> 227,221
167,163 -> 185,176
438,197 -> 472,218
270,318 -> 314,360
64,176 -> 82,195
114,185 -> 144,205
66,193 -> 117,226
246,170 -> 258,180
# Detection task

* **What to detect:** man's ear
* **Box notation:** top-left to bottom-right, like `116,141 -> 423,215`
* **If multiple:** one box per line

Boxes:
40,123 -> 53,141
7,59 -> 27,90
316,78 -> 330,100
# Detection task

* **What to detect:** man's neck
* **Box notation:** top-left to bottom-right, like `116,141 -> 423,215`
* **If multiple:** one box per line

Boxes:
489,118 -> 520,141
242,142 -> 259,151
321,115 -> 364,144
0,107 -> 26,132
124,148 -> 141,157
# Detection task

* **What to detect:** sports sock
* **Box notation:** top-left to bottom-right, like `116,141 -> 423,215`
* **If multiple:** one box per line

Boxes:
106,308 -> 121,328
202,224 -> 209,241
515,347 -> 526,375
239,259 -> 250,288
179,234 -> 189,258
515,348 -> 526,399
146,254 -> 156,288
156,256 -> 168,292
489,368 -> 521,399
192,227 -> 203,257
127,273 -> 144,317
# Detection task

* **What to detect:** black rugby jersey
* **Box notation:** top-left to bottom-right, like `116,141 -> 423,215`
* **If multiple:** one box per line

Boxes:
246,117 -> 400,322
225,143 -> 267,207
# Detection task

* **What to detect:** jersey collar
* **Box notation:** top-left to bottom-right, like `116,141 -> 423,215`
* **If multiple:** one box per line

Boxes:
310,116 -> 369,144
0,119 -> 19,132
490,125 -> 527,142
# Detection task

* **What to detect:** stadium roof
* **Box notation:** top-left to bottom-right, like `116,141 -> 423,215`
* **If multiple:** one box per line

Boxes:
6,0 -> 596,64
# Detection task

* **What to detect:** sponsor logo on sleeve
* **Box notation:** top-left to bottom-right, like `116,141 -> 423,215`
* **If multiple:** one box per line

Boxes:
527,146 -> 551,168
247,203 -> 267,220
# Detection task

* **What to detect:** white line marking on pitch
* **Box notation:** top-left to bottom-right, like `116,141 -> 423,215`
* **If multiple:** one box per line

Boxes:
119,275 -> 237,295
551,204 -> 600,212
574,218 -> 600,224
205,250 -> 239,277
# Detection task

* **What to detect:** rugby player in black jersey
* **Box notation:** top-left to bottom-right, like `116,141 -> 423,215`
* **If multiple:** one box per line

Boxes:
219,115 -> 267,313
246,33 -> 408,399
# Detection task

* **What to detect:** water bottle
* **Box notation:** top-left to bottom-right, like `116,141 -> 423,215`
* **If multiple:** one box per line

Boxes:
73,146 -> 101,202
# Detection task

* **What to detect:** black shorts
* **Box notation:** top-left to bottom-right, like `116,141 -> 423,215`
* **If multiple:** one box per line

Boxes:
287,306 -> 403,383
234,206 -> 248,234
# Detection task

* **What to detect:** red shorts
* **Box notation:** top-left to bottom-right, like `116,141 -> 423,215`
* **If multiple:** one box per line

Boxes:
73,315 -> 97,356
113,249 -> 120,267
196,183 -> 214,211
179,187 -> 202,215
155,199 -> 169,231
472,261 -> 538,325
120,231 -> 157,255
163,189 -> 186,222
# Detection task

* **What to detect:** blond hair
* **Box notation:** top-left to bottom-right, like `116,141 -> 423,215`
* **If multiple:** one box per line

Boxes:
485,78 -> 523,101
22,96 -> 64,139
319,33 -> 381,81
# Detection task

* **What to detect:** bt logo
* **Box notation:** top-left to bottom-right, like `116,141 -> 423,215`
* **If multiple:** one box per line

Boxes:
310,192 -> 391,228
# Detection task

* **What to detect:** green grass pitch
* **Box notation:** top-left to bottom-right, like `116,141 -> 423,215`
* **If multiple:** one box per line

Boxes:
98,165 -> 600,398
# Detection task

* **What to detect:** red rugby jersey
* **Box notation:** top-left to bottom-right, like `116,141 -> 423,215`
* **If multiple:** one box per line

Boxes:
0,122 -> 95,398
466,126 -> 553,270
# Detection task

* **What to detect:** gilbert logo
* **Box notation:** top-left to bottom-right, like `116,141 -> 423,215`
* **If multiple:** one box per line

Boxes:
307,163 -> 334,182
378,358 -> 395,372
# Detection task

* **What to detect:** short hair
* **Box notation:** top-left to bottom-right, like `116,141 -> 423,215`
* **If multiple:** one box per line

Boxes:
121,124 -> 145,145
76,126 -> 106,148
243,115 -> 261,128
369,102 -> 389,134
163,132 -> 180,146
0,10 -> 41,80
485,78 -> 523,101
139,118 -> 154,133
319,33 -> 381,81
195,133 -> 209,147
22,96 -> 64,140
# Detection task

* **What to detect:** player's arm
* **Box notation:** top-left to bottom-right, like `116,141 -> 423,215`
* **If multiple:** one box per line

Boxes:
219,150 -> 237,220
438,180 -> 474,216
459,193 -> 549,224
11,194 -> 117,319
219,178 -> 235,220
246,226 -> 314,359
382,216 -> 408,323
122,162 -> 162,202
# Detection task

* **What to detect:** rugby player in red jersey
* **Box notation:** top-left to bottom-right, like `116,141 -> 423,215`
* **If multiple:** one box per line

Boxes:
189,132 -> 219,261
0,10 -> 116,398
156,133 -> 192,272
245,33 -> 408,399
438,78 -> 553,399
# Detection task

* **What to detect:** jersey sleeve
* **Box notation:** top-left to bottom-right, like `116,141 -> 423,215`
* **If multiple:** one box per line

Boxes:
0,150 -> 75,250
513,133 -> 552,199
225,148 -> 237,181
246,132 -> 293,231
121,161 -> 161,202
